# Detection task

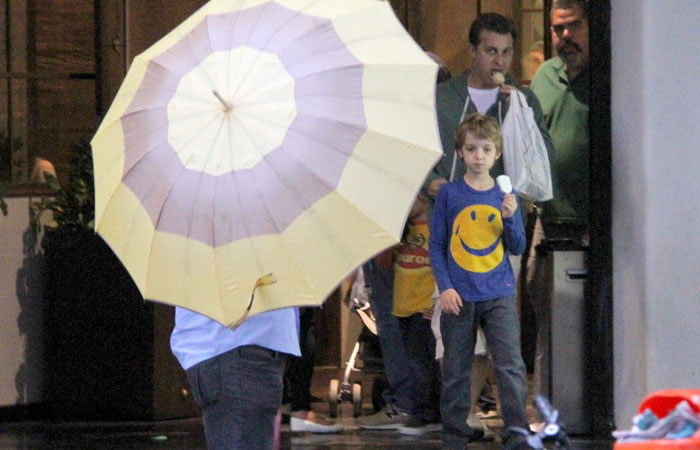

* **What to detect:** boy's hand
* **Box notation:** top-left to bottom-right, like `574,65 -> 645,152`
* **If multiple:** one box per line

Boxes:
502,193 -> 518,218
440,288 -> 463,315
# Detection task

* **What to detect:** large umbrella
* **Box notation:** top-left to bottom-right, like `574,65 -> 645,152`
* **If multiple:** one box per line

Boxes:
91,0 -> 442,327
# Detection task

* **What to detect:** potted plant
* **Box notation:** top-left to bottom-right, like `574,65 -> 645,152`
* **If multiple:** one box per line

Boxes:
30,139 -> 94,231
33,141 -> 197,421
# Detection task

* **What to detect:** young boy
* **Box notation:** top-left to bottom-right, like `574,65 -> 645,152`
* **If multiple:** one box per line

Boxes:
390,194 -> 441,435
357,195 -> 441,433
429,113 -> 531,450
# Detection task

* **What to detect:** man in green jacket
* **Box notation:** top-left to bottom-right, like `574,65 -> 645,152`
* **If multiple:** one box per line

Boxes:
530,0 -> 590,229
426,13 -> 554,199
526,0 -> 590,399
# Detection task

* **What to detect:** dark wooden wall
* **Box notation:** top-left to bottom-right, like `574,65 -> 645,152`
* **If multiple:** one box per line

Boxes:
1,0 -> 96,186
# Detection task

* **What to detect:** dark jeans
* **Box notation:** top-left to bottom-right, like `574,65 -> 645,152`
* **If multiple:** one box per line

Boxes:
440,296 -> 528,449
286,307 -> 316,412
398,313 -> 441,421
186,345 -> 288,450
363,261 -> 415,414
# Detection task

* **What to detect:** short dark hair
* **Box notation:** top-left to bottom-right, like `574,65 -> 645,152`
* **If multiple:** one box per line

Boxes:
468,13 -> 518,47
552,0 -> 589,19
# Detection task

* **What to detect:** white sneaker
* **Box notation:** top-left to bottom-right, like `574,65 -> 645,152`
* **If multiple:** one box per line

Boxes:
289,411 -> 343,434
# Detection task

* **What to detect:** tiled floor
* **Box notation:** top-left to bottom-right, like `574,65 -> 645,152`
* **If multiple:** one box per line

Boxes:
0,367 -> 613,449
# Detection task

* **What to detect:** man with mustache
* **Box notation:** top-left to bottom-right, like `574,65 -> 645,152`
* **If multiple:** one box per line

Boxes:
531,0 -> 590,228
527,0 -> 590,395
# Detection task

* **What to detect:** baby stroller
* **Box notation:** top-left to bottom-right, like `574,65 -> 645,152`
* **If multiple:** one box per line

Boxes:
327,270 -> 387,418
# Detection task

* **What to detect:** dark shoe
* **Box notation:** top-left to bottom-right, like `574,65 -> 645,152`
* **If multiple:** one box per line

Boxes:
477,384 -> 497,413
503,428 -> 536,450
467,428 -> 485,442
466,412 -> 495,441
357,405 -> 412,430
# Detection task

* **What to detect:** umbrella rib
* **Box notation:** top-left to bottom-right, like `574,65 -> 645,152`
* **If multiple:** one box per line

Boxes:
245,149 -> 321,302
205,13 -> 229,99
118,110 -> 223,189
244,139 -> 363,301
280,118 -> 365,185
211,170 -> 227,319
139,57 -> 217,98
228,170 -> 274,315
100,151 -> 184,306
348,128 -> 437,192
234,118 -> 289,235
223,0 -> 353,98
221,121 -> 275,310
195,110 -> 231,176
223,1 -> 280,100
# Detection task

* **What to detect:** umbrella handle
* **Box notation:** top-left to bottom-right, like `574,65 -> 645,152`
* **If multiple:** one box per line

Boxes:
229,273 -> 276,330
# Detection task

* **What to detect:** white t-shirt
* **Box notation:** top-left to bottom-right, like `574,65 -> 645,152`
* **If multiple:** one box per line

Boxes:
468,86 -> 500,114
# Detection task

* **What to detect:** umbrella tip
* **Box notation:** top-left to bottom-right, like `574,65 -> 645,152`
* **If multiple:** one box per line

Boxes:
212,90 -> 232,112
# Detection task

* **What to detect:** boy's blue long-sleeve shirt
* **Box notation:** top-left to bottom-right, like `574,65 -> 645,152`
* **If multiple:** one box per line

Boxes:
429,180 -> 526,301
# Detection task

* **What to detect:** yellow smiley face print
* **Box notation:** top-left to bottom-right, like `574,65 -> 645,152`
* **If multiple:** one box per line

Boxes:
449,204 -> 504,273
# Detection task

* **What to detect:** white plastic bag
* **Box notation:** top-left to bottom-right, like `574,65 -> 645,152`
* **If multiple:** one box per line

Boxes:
501,90 -> 553,201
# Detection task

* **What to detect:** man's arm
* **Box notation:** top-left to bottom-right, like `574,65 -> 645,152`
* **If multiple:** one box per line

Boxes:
424,74 -> 467,196
523,87 -> 555,173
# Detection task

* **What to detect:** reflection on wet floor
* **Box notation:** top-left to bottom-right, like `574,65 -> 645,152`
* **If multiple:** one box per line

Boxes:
0,419 -> 611,450
0,367 -> 613,449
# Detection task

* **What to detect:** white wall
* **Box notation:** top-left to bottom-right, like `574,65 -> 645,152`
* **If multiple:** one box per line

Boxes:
612,0 -> 700,427
0,197 -> 45,407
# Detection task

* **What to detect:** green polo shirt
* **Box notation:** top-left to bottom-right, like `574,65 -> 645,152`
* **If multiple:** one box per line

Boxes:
530,57 -> 589,224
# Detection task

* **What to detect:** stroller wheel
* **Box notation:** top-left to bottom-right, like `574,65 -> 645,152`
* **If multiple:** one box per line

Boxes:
328,379 -> 339,418
371,374 -> 388,412
352,383 -> 362,417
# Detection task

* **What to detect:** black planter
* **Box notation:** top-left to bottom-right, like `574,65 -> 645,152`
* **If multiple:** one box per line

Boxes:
43,230 -> 199,420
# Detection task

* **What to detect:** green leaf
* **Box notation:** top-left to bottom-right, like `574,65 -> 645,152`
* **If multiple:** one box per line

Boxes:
44,172 -> 61,190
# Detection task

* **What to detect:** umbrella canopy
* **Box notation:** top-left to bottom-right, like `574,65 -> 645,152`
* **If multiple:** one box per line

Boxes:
91,0 -> 442,327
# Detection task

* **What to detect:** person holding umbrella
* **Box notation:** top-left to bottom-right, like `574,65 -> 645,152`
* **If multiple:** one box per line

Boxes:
171,308 -> 300,449
90,2 -> 444,448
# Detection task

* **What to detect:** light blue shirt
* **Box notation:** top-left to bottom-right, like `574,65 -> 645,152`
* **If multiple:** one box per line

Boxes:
171,307 -> 301,370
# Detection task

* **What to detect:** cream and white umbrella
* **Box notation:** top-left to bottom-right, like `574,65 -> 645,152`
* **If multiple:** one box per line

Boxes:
91,0 -> 442,326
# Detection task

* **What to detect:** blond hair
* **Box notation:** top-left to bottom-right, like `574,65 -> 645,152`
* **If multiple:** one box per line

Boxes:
454,113 -> 502,152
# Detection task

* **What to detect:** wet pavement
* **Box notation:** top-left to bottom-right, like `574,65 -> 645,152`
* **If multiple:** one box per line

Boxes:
0,368 -> 613,449
0,418 -> 612,449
